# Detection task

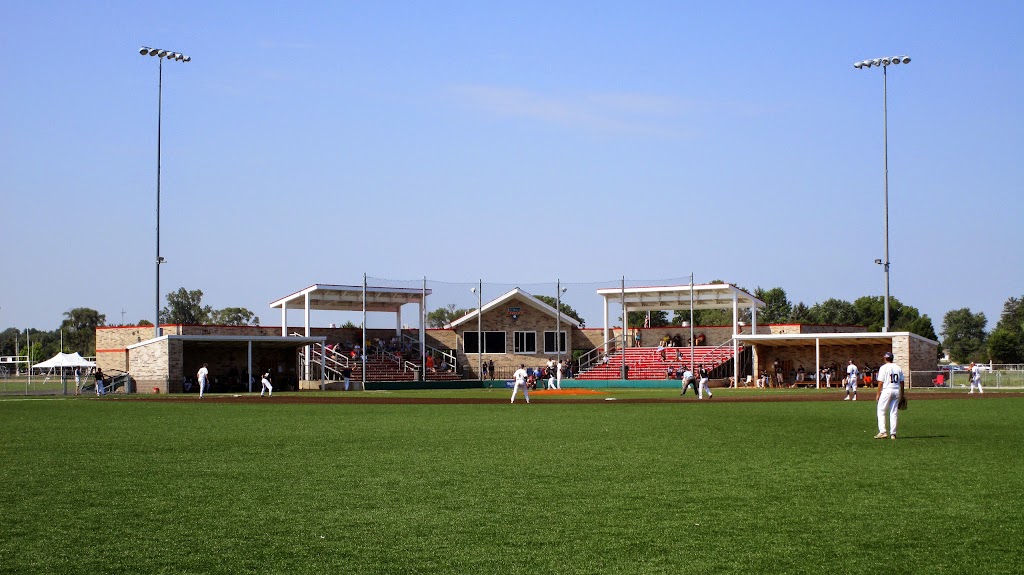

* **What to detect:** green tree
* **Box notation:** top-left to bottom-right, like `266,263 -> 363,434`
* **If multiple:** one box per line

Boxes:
426,304 -> 474,328
210,307 -> 261,326
754,287 -> 792,324
160,288 -> 212,325
535,295 -> 586,327
989,295 -> 1024,363
809,298 -> 859,325
340,321 -> 358,329
59,307 -> 106,355
987,328 -> 1022,363
628,310 -> 668,328
789,302 -> 813,324
941,308 -> 988,363
0,327 -> 22,356
137,319 -> 153,326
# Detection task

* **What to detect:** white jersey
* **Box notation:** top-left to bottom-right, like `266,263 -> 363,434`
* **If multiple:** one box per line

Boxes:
971,365 -> 981,383
847,364 -> 859,378
197,366 -> 209,383
513,368 -> 528,385
876,363 -> 904,390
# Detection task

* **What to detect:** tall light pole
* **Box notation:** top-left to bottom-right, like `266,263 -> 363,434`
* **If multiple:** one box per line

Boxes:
854,55 -> 910,333
555,280 -> 567,367
471,281 -> 482,379
140,46 -> 191,338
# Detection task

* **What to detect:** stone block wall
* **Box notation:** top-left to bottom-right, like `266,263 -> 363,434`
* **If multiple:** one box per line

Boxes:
128,339 -> 170,393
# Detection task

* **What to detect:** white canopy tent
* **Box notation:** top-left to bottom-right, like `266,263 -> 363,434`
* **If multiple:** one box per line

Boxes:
32,352 -> 96,370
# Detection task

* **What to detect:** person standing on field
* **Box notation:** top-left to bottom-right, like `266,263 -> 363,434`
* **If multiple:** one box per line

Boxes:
844,359 -> 859,401
74,368 -> 81,395
969,362 -> 984,394
875,352 -> 904,440
94,368 -> 106,396
546,358 -> 557,390
197,363 -> 209,399
680,366 -> 697,396
260,370 -> 273,397
511,364 -> 530,404
697,364 -> 713,399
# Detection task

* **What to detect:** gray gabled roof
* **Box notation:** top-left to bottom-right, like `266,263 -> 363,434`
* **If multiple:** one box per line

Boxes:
447,288 -> 582,329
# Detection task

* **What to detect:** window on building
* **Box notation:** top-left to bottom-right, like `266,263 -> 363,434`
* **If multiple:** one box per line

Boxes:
464,331 -> 506,354
514,331 -> 537,354
544,331 -> 567,354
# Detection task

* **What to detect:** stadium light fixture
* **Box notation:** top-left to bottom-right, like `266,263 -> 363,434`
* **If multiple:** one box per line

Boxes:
139,46 -> 190,338
854,54 -> 911,333
471,283 -> 482,379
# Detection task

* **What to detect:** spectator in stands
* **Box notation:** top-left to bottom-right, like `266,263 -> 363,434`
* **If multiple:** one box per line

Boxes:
426,355 -> 436,373
488,360 -> 495,380
657,341 -> 666,361
666,366 -> 675,379
342,366 -> 352,391
634,330 -> 642,347
797,365 -> 806,382
601,353 -> 609,366
758,370 -> 769,388
672,334 -> 683,347
481,361 -> 488,379
563,359 -> 573,380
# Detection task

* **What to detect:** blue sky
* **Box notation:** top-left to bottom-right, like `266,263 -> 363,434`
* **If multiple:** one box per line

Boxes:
1,1 -> 1022,334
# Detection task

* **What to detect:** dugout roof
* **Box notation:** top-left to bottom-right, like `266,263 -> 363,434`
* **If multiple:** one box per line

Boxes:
595,283 -> 765,312
269,284 -> 431,313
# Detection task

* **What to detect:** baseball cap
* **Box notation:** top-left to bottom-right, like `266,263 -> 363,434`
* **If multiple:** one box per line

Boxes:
883,352 -> 894,361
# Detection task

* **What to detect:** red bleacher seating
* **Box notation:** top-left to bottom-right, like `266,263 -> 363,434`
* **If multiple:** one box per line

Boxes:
576,346 -> 738,380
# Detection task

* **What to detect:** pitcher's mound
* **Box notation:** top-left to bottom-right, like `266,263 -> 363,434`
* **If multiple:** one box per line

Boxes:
531,388 -> 606,396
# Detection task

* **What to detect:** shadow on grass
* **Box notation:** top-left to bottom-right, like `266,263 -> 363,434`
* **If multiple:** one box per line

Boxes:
897,435 -> 949,440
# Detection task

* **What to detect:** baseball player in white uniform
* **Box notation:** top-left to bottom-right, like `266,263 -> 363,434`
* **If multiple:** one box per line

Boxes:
260,371 -> 273,397
546,358 -> 556,390
969,362 -> 984,394
844,360 -> 859,401
511,364 -> 530,404
875,352 -> 904,439
697,365 -> 713,399
197,363 -> 209,399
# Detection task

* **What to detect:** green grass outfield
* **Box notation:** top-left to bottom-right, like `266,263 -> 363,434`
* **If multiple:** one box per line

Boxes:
1,392 -> 1022,574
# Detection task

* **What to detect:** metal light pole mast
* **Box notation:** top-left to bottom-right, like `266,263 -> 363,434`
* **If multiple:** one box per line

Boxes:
855,55 -> 910,333
140,47 -> 190,338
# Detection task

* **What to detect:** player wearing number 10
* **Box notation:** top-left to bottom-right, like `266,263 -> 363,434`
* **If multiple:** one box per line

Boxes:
874,352 -> 905,440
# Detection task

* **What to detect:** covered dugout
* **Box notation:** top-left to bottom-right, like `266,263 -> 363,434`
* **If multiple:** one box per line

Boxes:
128,334 -> 326,394
737,331 -> 939,387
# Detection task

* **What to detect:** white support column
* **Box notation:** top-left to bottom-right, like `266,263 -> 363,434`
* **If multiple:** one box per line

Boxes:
732,292 -> 739,383
247,340 -> 253,393
304,292 -> 311,381
420,279 -> 427,382
395,307 -> 402,336
751,305 -> 758,335
602,297 -> 610,352
815,338 -> 821,389
280,302 -> 287,337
